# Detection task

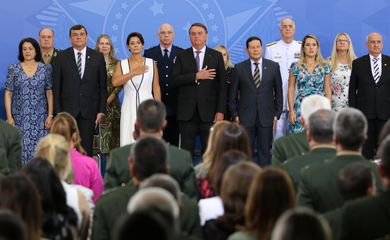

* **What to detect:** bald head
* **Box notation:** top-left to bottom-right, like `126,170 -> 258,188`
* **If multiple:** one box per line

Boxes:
366,32 -> 383,57
39,28 -> 54,51
158,23 -> 174,48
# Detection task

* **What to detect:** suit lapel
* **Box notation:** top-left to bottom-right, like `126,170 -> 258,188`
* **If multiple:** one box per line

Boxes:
363,55 -> 376,86
203,47 -> 212,70
67,48 -> 81,80
245,59 -> 256,88
377,55 -> 389,86
187,48 -> 198,72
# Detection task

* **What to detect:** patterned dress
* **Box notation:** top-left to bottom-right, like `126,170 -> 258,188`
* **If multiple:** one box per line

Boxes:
331,63 -> 351,112
289,62 -> 330,133
97,62 -> 122,153
5,63 -> 52,164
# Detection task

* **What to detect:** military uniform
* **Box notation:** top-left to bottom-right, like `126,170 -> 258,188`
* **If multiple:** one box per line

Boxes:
0,119 -> 22,177
265,40 -> 301,139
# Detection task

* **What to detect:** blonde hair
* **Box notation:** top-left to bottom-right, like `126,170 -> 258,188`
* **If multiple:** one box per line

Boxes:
95,34 -> 118,65
214,45 -> 234,69
330,33 -> 357,72
297,34 -> 326,69
51,112 -> 85,154
35,134 -> 73,182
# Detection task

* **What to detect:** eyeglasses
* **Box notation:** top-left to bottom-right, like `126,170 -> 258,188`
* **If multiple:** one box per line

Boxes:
337,39 -> 349,43
159,31 -> 173,35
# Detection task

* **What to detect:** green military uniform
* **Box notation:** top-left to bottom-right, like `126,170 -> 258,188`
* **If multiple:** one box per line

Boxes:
228,231 -> 255,240
104,142 -> 197,198
297,154 -> 382,213
272,130 -> 309,167
0,119 -> 22,177
92,181 -> 202,240
282,147 -> 336,190
340,189 -> 390,240
323,207 -> 342,240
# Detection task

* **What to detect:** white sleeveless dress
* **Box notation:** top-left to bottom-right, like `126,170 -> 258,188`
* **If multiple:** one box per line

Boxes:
120,58 -> 154,146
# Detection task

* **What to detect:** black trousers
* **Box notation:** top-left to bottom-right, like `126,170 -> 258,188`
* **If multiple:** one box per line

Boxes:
163,115 -> 180,147
363,119 -> 386,159
76,114 -> 95,156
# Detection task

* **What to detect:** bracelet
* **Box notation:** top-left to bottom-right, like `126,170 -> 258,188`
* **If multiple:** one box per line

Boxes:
48,114 -> 53,118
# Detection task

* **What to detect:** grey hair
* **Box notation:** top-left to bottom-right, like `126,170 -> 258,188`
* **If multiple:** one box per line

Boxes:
308,109 -> 335,143
279,17 -> 296,29
301,95 -> 331,124
140,174 -> 182,205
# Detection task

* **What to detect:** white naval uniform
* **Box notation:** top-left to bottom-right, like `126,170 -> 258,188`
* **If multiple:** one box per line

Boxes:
265,39 -> 301,139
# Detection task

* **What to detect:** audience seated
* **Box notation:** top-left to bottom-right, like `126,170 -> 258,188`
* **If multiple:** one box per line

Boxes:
340,136 -> 390,239
0,174 -> 42,240
297,108 -> 382,213
203,161 -> 260,240
228,167 -> 295,240
0,209 -> 27,240
272,207 -> 332,240
282,109 -> 336,190
0,119 -> 22,178
272,95 -> 331,167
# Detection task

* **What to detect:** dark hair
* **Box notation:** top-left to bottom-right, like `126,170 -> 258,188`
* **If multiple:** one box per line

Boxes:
68,24 -> 88,37
338,162 -> 373,201
379,135 -> 390,177
22,157 -> 78,237
334,108 -> 367,151
0,174 -> 42,240
208,123 -> 252,192
308,109 -> 334,143
245,167 -> 295,240
18,37 -> 42,62
126,32 -> 145,46
137,99 -> 166,133
114,208 -> 172,240
378,119 -> 390,146
246,36 -> 262,48
0,210 -> 27,240
131,136 -> 167,181
189,22 -> 208,34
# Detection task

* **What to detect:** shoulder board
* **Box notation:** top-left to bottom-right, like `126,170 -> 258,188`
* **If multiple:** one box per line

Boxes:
266,41 -> 277,47
297,41 -> 302,44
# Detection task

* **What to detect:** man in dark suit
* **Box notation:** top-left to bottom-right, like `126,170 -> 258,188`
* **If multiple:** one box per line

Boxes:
349,32 -> 390,159
93,136 -> 201,240
272,94 -> 331,167
144,23 -> 183,146
38,28 -> 60,65
297,108 -> 382,213
52,24 -> 107,156
230,36 -> 283,166
340,136 -> 390,240
0,119 -> 22,177
104,99 -> 196,198
172,22 -> 227,159
282,109 -> 336,190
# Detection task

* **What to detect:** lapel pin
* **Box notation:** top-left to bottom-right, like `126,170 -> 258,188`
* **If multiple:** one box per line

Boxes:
87,56 -> 90,59
384,63 -> 387,67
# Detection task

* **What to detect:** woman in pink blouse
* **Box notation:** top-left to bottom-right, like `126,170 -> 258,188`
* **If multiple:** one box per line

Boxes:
51,112 -> 103,203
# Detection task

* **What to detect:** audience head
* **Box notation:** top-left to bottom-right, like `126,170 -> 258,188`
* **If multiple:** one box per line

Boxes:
129,136 -> 168,183
366,32 -> 383,57
299,34 -> 325,66
379,136 -> 390,180
246,36 -> 263,62
136,99 -> 167,135
202,120 -> 230,166
35,133 -> 73,181
271,207 -> 332,240
333,108 -> 367,152
69,24 -> 88,50
189,22 -> 208,49
140,174 -> 181,204
279,18 -> 296,42
338,162 -> 375,201
378,119 -> 390,147
0,174 -> 42,240
158,23 -> 175,47
330,32 -> 357,71
300,95 -> 331,126
214,45 -> 234,69
307,109 -> 335,145
245,167 -> 295,240
18,37 -> 42,62
126,32 -> 144,54
95,34 -> 117,64
219,161 -> 260,225
0,210 -> 27,240
51,112 -> 85,153
39,28 -> 55,50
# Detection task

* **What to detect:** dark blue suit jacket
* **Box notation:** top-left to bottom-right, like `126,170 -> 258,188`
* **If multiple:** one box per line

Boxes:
230,58 -> 283,128
144,45 -> 183,116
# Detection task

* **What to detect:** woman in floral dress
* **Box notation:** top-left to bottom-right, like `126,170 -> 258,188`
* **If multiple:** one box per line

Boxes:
329,33 -> 357,112
287,34 -> 332,133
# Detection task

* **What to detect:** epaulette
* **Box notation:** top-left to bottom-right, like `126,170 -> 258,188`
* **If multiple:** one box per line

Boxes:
266,41 -> 277,47
297,41 -> 302,44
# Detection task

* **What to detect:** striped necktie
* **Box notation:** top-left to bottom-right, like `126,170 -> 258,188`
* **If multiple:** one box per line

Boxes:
373,57 -> 380,84
253,62 -> 261,88
77,52 -> 82,78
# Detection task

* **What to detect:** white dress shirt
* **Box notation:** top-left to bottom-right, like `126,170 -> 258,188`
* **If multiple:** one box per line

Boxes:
369,54 -> 382,81
192,46 -> 206,71
250,57 -> 263,80
73,47 -> 87,78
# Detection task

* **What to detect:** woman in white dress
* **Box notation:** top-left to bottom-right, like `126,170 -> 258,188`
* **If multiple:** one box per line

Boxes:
329,33 -> 357,112
112,32 -> 161,146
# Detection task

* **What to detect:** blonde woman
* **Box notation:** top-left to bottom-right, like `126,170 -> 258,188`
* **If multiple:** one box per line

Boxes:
287,34 -> 331,133
214,45 -> 234,120
329,33 -> 357,111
